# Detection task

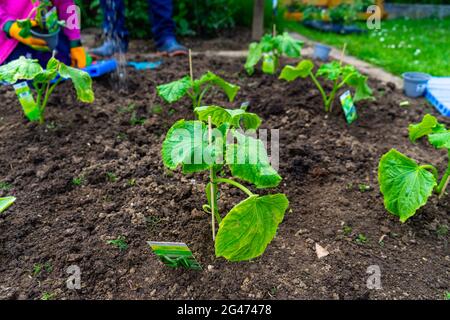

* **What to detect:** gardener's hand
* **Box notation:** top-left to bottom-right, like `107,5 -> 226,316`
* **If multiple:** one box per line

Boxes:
5,20 -> 49,51
70,43 -> 87,68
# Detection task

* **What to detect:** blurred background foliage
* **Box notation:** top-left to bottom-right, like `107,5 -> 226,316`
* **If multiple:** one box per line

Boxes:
74,0 -> 282,38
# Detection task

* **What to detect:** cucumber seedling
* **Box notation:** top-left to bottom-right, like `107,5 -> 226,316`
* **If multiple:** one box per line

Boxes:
162,105 -> 289,261
280,59 -> 373,112
17,0 -> 65,38
0,56 -> 94,124
157,71 -> 240,109
245,32 -> 303,75
378,114 -> 450,222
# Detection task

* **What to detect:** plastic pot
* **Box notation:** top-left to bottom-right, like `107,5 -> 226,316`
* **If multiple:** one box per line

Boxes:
313,43 -> 331,61
402,72 -> 431,98
30,27 -> 60,51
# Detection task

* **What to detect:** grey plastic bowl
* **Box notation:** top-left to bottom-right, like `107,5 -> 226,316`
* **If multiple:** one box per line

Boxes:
313,43 -> 331,61
402,72 -> 431,98
30,27 -> 60,51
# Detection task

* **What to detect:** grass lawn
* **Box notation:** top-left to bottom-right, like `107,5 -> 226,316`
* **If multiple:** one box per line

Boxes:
283,18 -> 450,77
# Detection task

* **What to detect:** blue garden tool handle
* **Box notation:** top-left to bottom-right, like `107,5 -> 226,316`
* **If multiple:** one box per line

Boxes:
83,59 -> 118,77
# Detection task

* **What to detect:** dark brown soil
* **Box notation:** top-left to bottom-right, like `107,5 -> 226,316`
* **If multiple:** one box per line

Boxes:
0,37 -> 448,300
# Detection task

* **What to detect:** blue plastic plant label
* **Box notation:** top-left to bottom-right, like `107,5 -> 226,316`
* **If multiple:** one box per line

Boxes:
340,90 -> 357,124
13,82 -> 40,121
148,241 -> 202,271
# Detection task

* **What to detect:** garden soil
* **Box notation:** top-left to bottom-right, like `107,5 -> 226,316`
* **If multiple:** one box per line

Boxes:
0,36 -> 448,300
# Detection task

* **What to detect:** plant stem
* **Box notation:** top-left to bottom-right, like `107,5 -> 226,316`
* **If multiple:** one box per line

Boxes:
197,85 -> 211,108
310,72 -> 329,112
215,178 -> 255,197
207,116 -> 217,240
420,164 -> 438,180
436,151 -> 450,198
39,79 -> 61,124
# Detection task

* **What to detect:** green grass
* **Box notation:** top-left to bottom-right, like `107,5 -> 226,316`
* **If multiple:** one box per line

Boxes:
283,18 -> 450,77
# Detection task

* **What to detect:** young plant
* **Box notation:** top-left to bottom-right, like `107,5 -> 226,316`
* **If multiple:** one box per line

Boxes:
245,32 -> 303,75
0,56 -> 94,124
17,0 -> 65,37
162,105 -> 289,262
157,71 -> 240,109
280,59 -> 373,112
378,114 -> 450,223
107,236 -> 128,251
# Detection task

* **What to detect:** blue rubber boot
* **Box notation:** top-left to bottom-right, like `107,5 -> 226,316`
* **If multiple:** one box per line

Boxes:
89,39 -> 128,58
157,37 -> 188,57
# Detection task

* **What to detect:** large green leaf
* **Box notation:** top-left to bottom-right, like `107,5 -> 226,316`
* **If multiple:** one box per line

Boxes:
157,76 -> 193,103
226,131 -> 281,188
34,57 -> 59,83
316,61 -> 341,81
273,32 -> 303,58
279,60 -> 314,82
0,196 -> 16,214
195,105 -> 261,130
345,73 -> 373,102
245,42 -> 262,75
0,56 -> 43,83
408,114 -> 445,143
261,53 -> 278,75
215,194 -> 289,261
162,119 -> 224,173
378,149 -> 437,223
59,64 -> 94,103
428,130 -> 450,150
195,72 -> 240,102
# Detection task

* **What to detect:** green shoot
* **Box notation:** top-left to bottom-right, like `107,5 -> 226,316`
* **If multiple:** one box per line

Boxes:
107,236 -> 128,251
162,105 -> 289,261
0,56 -> 94,124
379,114 -> 450,222
157,71 -> 240,109
245,32 -> 303,75
280,59 -> 373,112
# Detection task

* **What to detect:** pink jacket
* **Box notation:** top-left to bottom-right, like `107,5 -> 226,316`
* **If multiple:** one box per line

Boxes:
0,0 -> 80,64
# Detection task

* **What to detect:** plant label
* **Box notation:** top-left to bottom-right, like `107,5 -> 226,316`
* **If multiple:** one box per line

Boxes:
45,7 -> 60,33
340,90 -> 358,124
0,196 -> 16,214
148,241 -> 202,270
13,82 -> 40,121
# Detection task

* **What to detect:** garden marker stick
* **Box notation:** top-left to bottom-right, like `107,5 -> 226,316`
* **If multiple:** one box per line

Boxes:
208,115 -> 216,241
189,49 -> 194,81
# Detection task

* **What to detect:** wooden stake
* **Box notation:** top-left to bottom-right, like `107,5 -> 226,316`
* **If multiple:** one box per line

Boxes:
272,23 -> 277,37
189,49 -> 193,80
339,43 -> 347,66
208,116 -> 216,241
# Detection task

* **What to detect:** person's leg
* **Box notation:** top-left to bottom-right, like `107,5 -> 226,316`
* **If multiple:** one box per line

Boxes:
101,0 -> 129,41
90,0 -> 129,57
148,0 -> 175,47
148,0 -> 187,56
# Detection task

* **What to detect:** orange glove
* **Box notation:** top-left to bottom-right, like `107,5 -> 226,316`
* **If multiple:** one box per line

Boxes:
70,46 -> 87,68
7,20 -> 49,51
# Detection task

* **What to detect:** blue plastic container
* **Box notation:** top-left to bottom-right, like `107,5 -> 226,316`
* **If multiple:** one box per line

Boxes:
402,72 -> 431,98
425,77 -> 450,117
30,28 -> 60,51
313,43 -> 331,61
